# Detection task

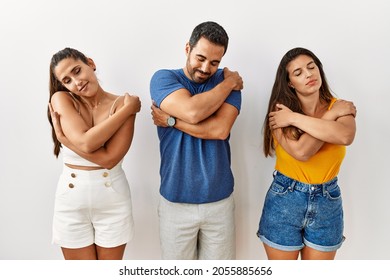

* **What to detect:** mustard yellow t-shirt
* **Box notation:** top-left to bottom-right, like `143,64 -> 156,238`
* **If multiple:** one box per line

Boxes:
274,99 -> 346,184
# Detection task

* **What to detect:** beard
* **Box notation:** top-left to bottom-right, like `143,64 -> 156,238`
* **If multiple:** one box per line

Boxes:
185,59 -> 211,83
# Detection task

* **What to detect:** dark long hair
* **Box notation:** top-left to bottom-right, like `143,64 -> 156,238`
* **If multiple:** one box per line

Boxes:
263,47 -> 334,157
47,47 -> 89,157
188,21 -> 229,55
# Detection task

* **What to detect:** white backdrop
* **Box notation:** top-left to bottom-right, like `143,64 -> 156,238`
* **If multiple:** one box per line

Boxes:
0,0 -> 389,260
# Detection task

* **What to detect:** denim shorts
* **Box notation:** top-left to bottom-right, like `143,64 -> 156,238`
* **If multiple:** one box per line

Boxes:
257,171 -> 345,252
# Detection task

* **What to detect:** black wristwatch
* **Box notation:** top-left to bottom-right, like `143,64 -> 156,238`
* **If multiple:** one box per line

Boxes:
167,116 -> 176,127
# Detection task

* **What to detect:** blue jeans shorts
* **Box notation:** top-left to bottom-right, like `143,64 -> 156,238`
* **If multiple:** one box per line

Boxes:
257,171 -> 345,252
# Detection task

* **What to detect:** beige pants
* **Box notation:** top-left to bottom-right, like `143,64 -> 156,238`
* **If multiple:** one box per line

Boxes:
158,194 -> 236,260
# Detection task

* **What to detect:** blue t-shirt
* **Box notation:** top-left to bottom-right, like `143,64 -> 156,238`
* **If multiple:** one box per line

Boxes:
150,68 -> 242,203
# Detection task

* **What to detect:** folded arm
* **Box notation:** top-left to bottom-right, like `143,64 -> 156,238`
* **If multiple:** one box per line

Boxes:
63,116 -> 136,169
151,103 -> 238,140
270,101 -> 356,145
50,92 -> 139,153
50,100 -> 139,169
159,68 -> 243,124
271,100 -> 356,161
273,129 -> 324,161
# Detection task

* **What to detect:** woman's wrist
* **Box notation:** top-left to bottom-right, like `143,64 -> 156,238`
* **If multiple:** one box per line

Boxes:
322,110 -> 338,121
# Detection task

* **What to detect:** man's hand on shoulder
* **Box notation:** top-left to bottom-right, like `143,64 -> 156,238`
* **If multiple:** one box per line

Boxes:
223,67 -> 244,91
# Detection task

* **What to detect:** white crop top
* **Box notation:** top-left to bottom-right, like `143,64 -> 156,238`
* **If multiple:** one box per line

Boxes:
61,93 -> 122,167
62,146 -> 100,167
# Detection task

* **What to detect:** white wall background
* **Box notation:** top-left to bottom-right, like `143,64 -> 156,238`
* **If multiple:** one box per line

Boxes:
0,0 -> 389,260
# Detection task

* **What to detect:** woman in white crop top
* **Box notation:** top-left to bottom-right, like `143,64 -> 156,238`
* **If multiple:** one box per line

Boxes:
48,48 -> 141,260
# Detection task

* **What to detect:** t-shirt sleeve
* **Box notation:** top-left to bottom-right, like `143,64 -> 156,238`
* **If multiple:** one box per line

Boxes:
214,70 -> 242,113
150,69 -> 185,107
225,90 -> 242,113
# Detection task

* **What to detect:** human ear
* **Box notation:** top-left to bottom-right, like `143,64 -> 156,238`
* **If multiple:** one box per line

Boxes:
87,58 -> 96,71
185,42 -> 191,56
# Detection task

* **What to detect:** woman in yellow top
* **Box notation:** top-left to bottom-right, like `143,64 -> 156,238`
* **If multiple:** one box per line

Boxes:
257,47 -> 356,260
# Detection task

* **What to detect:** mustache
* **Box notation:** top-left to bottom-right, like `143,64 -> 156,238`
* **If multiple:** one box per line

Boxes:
196,70 -> 211,76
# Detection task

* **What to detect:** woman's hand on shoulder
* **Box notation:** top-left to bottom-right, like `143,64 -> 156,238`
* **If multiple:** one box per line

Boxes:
269,103 -> 295,129
329,99 -> 357,119
123,93 -> 141,115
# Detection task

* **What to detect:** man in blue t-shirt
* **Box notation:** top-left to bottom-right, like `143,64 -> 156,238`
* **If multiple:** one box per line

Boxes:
150,21 -> 243,260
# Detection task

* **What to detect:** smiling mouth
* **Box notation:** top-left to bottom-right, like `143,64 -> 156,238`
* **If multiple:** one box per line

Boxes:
196,70 -> 210,77
196,74 -> 210,81
79,82 -> 88,92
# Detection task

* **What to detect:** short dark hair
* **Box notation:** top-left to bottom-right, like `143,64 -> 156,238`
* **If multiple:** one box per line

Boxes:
188,21 -> 229,55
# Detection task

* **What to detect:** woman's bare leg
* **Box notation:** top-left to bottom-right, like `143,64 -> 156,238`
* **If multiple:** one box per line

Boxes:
96,244 -> 127,260
301,246 -> 337,260
61,244 -> 97,260
263,243 -> 300,260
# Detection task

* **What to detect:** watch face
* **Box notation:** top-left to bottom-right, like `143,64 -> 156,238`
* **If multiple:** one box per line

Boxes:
167,117 -> 176,127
